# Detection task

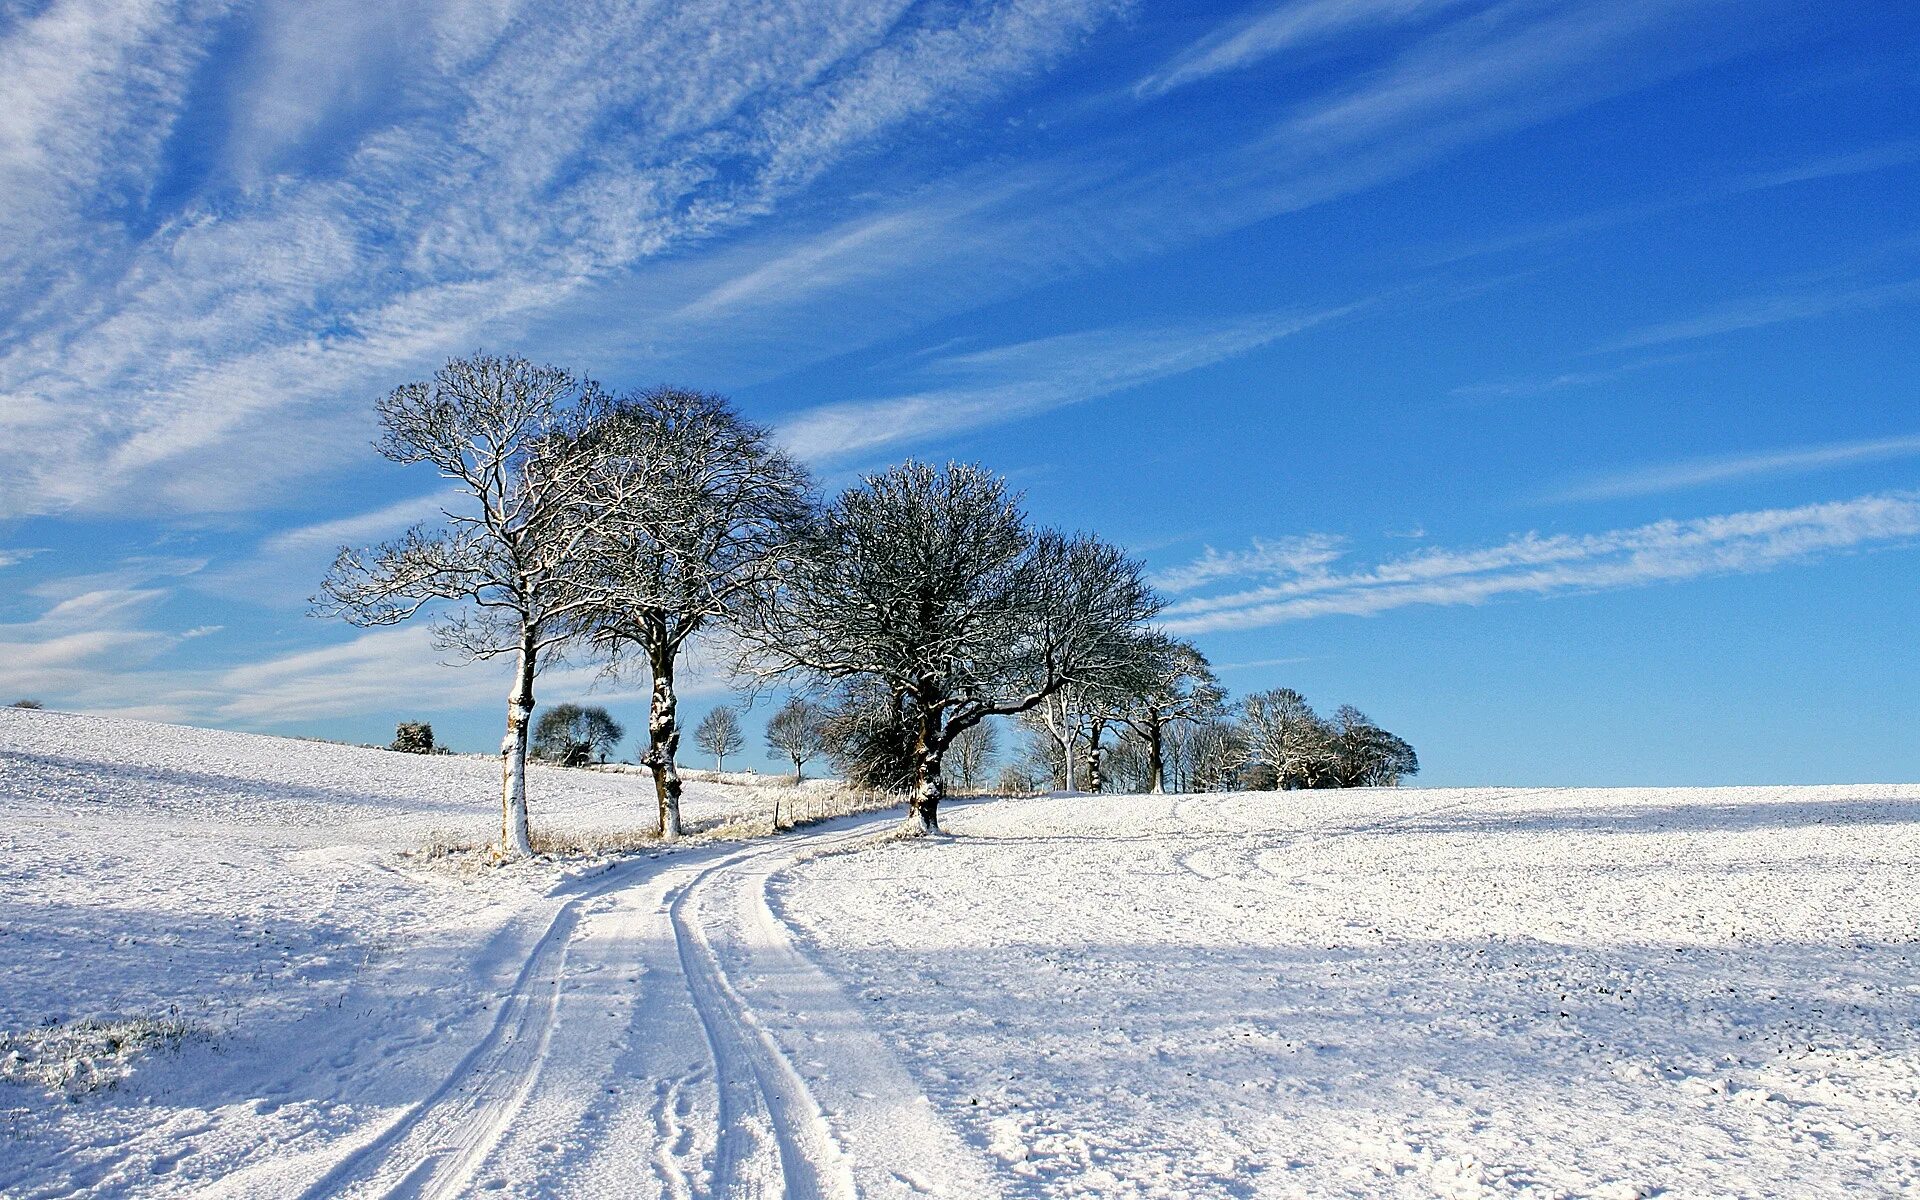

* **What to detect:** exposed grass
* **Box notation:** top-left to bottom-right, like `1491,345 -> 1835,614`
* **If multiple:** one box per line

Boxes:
0,1014 -> 204,1099
403,780 -> 902,876
528,826 -> 662,857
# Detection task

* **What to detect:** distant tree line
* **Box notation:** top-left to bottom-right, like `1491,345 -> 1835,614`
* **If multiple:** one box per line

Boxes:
1000,686 -> 1416,795
318,353 -> 1412,860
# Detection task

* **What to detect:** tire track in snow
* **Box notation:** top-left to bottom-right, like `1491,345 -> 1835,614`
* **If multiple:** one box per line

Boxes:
290,859 -> 654,1200
722,833 -> 1010,1199
666,852 -> 857,1199
284,817 -> 903,1199
1177,788 -> 1556,892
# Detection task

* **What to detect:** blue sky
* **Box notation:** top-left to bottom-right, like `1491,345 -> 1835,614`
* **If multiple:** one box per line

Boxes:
2,0 -> 1916,784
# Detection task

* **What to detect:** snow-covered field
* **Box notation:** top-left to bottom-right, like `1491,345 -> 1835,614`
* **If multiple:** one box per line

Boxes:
3,707 -> 1917,1198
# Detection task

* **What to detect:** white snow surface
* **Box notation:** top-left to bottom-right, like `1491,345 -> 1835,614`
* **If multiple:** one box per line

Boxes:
3,706 -> 1918,1198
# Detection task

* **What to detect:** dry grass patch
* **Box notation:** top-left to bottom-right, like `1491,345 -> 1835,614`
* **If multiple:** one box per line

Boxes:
529,826 -> 661,856
1,1014 -> 205,1098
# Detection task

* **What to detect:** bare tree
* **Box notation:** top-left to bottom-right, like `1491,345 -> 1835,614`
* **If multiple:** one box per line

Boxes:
743,462 -> 1157,835
1242,687 -> 1334,789
1020,687 -> 1084,791
1072,636 -> 1162,794
1327,705 -> 1419,787
532,703 -> 624,765
1075,684 -> 1125,795
1099,730 -> 1153,793
569,387 -> 811,839
950,718 -> 998,792
765,696 -> 828,783
695,705 -> 745,772
1162,717 -> 1197,793
316,353 -> 600,859
1116,634 -> 1226,794
818,679 -> 920,792
1188,715 -> 1251,792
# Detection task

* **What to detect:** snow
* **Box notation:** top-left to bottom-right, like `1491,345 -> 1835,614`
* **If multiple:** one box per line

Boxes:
4,706 -> 1918,1197
777,788 -> 1920,1198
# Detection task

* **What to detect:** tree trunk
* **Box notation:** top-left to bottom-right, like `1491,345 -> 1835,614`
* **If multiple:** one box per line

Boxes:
1147,719 -> 1166,794
1084,719 -> 1105,795
905,703 -> 945,836
791,755 -> 804,784
1058,730 -> 1076,793
643,651 -> 684,840
498,636 -> 536,860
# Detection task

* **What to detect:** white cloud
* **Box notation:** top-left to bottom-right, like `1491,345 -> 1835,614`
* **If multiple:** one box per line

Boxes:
1149,535 -> 1346,593
1423,141 -> 1920,268
0,0 -> 1773,523
196,489 -> 465,606
0,558 -> 730,727
0,1 -> 1127,519
1159,490 -> 1920,634
1550,433 -> 1920,502
777,306 -> 1353,462
1274,0 -> 1722,152
1136,0 -> 1472,97
1599,277 -> 1920,353
0,572 -> 193,708
254,490 -> 463,557
1449,354 -> 1700,400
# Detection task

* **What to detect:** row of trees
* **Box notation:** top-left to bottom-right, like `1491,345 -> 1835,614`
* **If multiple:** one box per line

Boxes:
515,673 -> 1413,797
1008,687 -> 1416,794
318,354 -> 1155,857
320,354 -> 1414,858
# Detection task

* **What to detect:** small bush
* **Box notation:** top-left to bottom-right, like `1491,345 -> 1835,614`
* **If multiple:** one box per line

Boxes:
9,699 -> 44,709
390,721 -> 437,754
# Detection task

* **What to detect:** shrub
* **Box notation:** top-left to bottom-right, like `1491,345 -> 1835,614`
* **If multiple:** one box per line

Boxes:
390,721 -> 437,754
9,699 -> 44,709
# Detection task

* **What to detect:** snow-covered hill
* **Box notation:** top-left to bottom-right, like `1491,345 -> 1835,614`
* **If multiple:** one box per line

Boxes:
3,707 -> 1916,1198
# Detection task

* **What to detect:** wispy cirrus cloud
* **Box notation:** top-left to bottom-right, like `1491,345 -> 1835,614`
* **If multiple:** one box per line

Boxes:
1598,276 -> 1920,353
1549,433 -> 1920,502
0,561 -> 725,727
1425,141 -> 1920,267
1134,0 -> 1475,97
1449,353 -> 1701,400
1158,490 -> 1920,634
1148,534 -> 1347,594
0,0 -> 1802,524
198,489 -> 465,604
0,0 -> 1128,519
0,556 -> 210,710
777,305 -> 1356,462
